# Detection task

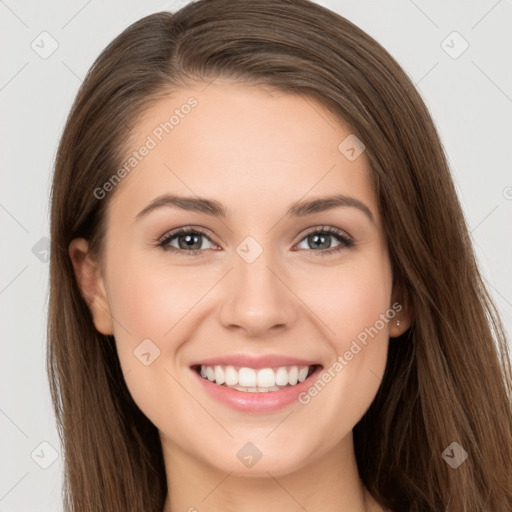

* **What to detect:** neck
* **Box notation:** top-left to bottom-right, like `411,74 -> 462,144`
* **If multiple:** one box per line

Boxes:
161,431 -> 381,512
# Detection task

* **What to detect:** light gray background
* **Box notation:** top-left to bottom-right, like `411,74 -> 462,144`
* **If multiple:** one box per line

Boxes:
1,0 -> 511,510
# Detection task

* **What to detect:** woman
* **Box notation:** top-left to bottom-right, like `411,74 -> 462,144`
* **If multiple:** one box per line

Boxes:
47,0 -> 512,510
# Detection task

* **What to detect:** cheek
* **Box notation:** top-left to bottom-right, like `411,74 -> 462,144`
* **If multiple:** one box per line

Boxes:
301,256 -> 393,348
104,253 -> 203,424
107,251 -> 208,341
104,249 -> 224,405
292,257 -> 393,433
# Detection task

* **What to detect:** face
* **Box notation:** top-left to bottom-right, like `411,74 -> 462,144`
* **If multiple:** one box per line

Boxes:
70,80 -> 406,478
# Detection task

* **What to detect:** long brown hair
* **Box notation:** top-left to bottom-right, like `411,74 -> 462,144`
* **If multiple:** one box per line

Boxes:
47,0 -> 512,510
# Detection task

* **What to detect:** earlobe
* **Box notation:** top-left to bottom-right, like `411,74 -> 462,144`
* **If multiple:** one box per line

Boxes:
389,316 -> 411,338
389,283 -> 413,338
68,238 -> 114,335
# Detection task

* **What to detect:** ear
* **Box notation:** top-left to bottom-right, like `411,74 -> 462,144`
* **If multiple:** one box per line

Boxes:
389,282 -> 413,338
68,238 -> 114,336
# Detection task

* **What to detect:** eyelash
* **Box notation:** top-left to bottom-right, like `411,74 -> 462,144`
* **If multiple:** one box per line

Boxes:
156,225 -> 354,257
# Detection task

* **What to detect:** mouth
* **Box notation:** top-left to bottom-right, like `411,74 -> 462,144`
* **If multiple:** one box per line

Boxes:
191,363 -> 322,393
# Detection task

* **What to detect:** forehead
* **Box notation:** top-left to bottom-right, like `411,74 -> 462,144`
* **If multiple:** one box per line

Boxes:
107,80 -> 378,225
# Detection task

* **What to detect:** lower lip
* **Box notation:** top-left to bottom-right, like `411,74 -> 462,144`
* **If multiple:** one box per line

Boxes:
191,366 -> 323,413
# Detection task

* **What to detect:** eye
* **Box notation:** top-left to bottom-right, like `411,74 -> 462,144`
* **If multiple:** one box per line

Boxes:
157,227 -> 217,256
156,225 -> 354,257
294,226 -> 354,256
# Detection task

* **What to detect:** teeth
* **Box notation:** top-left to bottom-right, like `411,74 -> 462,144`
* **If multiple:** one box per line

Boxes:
257,368 -> 275,387
206,366 -> 215,381
239,367 -> 256,387
198,364 -> 314,391
225,366 -> 238,386
232,385 -> 281,392
275,367 -> 289,386
214,365 -> 225,385
298,366 -> 309,382
288,366 -> 299,385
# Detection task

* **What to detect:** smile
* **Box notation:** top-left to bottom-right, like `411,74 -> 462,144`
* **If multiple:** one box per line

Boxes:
195,364 -> 318,392
191,363 -> 323,413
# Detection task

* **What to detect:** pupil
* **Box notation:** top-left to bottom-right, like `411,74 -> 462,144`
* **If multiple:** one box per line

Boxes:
310,234 -> 329,249
179,234 -> 200,250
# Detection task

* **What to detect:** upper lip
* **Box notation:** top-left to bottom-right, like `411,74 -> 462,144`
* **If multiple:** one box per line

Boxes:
190,354 -> 322,369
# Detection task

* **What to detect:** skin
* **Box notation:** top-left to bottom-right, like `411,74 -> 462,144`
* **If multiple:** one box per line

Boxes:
69,80 -> 410,512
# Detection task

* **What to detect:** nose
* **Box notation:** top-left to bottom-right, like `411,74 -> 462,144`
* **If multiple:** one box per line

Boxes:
218,247 -> 298,338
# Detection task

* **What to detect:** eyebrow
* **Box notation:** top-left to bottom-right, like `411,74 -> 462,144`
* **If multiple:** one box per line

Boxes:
135,193 -> 374,223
